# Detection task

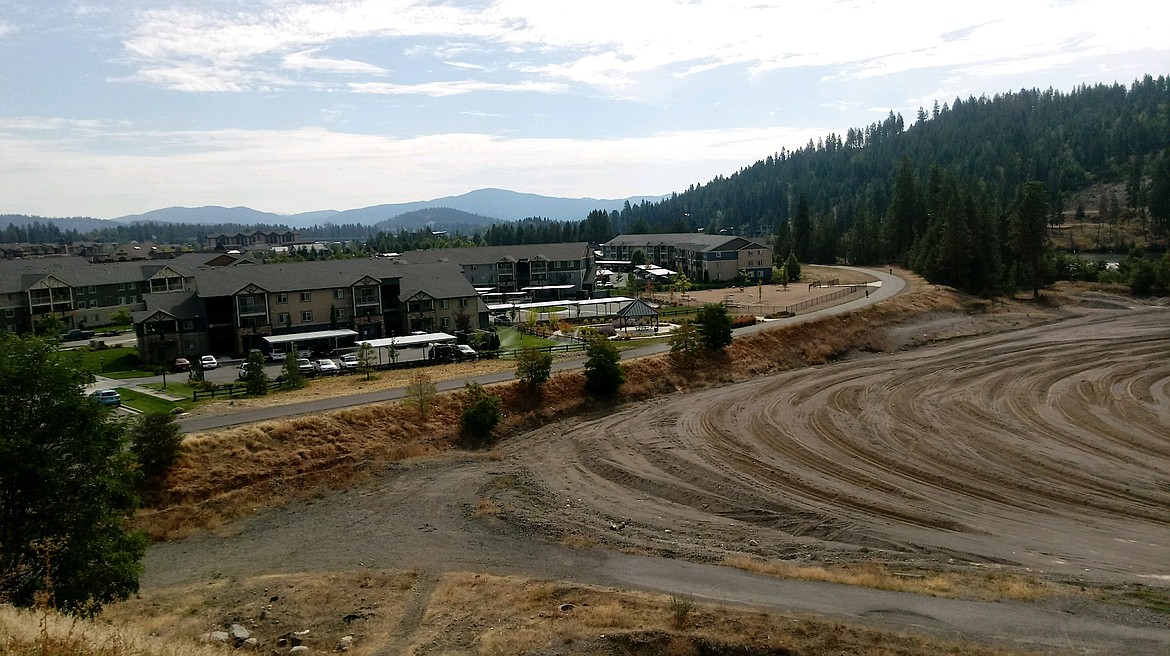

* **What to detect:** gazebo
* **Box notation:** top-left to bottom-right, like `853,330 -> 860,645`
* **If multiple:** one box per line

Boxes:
614,298 -> 660,333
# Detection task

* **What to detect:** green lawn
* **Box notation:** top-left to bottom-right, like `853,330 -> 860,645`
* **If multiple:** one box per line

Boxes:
72,346 -> 147,375
497,326 -> 557,350
115,387 -> 192,414
102,369 -> 158,379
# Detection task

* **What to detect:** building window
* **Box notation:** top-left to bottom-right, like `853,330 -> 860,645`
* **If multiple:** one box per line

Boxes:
459,298 -> 469,308
336,308 -> 346,319
440,299 -> 449,309
182,320 -> 194,330
117,283 -> 124,290
441,317 -> 451,329
3,308 -> 12,318
333,289 -> 344,300
300,291 -> 311,303
277,312 -> 290,325
277,292 -> 288,304
301,310 -> 313,322
88,286 -> 96,293
88,300 -> 97,308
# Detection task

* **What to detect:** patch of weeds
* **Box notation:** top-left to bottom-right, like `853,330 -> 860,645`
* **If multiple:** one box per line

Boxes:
668,595 -> 694,629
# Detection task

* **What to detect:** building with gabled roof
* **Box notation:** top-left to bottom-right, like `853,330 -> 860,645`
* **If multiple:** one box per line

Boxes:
394,242 -> 593,296
601,234 -> 772,282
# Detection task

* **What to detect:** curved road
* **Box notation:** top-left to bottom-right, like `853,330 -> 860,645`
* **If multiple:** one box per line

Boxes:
176,267 -> 904,433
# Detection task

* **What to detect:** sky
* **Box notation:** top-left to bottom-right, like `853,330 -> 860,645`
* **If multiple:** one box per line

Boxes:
1,1 -> 1166,219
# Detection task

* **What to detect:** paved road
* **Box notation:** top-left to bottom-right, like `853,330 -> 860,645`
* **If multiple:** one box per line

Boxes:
171,267 -> 903,433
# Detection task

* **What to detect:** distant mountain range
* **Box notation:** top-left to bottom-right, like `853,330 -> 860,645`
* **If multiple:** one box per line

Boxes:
3,188 -> 667,231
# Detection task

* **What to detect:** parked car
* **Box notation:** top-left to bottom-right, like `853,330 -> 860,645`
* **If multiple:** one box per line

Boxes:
338,353 -> 360,371
314,358 -> 340,375
61,328 -> 95,341
199,355 -> 219,370
173,357 -> 191,372
296,357 -> 315,376
428,343 -> 474,363
90,389 -> 121,406
269,348 -> 287,362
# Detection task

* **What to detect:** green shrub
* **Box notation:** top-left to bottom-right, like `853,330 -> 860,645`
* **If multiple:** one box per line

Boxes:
460,382 -> 502,446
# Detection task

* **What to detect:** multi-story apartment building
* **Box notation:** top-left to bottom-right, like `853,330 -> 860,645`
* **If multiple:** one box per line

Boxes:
134,259 -> 485,363
601,234 -> 773,282
205,229 -> 299,250
0,257 -> 191,335
395,242 -> 593,296
0,253 -> 486,364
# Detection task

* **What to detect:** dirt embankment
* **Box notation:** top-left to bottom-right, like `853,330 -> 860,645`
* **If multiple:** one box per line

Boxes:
117,275 -> 1170,656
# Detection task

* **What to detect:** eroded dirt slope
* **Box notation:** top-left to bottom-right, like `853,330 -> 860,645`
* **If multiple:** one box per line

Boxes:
507,306 -> 1170,585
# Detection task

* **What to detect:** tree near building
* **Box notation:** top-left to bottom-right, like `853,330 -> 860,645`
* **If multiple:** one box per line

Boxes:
282,345 -> 306,388
128,411 -> 183,487
242,350 -> 269,396
694,303 -> 733,351
668,320 -> 701,358
0,333 -> 147,615
406,371 -> 437,420
515,348 -> 553,391
583,335 -> 625,399
630,249 -> 647,266
785,251 -> 802,282
109,307 -> 133,327
356,342 -> 377,380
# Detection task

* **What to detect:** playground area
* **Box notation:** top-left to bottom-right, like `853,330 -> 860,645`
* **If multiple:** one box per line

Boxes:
648,265 -> 881,318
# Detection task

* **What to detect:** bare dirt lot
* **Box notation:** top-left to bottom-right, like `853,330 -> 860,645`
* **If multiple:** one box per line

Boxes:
126,286 -> 1170,655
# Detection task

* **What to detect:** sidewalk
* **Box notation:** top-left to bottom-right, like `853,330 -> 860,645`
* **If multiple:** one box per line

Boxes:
91,375 -> 186,402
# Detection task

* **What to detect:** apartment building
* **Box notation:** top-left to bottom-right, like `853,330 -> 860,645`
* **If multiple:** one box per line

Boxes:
394,242 -> 593,296
601,234 -> 773,282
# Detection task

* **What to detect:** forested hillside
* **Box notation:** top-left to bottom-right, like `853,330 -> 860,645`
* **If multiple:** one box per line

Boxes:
564,76 -> 1170,296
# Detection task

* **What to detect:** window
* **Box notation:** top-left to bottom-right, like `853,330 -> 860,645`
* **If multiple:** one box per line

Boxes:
277,312 -> 290,325
182,320 -> 194,330
441,317 -> 451,329
88,286 -> 96,293
3,308 -> 12,318
300,291 -> 311,303
117,283 -> 124,290
336,308 -> 346,319
277,292 -> 288,304
440,299 -> 449,310
459,298 -> 469,308
301,310 -> 313,322
118,297 -> 125,305
333,289 -> 344,300
89,300 -> 98,308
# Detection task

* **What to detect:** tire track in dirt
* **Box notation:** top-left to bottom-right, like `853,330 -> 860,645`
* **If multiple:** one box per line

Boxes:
518,308 -> 1170,582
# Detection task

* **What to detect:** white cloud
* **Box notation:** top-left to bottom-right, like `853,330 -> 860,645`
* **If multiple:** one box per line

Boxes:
0,120 -> 822,217
0,21 -> 16,38
282,49 -> 388,75
349,79 -> 567,97
109,0 -> 1166,99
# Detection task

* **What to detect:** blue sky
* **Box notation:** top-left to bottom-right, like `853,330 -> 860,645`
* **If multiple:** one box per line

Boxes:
1,0 -> 1165,219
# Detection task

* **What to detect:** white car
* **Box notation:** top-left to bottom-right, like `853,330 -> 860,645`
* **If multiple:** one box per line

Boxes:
314,358 -> 340,375
338,353 -> 360,370
269,348 -> 286,361
199,355 -> 219,370
456,344 -> 478,359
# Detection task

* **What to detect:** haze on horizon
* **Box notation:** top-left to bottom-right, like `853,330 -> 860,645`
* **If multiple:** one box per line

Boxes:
1,0 -> 1165,219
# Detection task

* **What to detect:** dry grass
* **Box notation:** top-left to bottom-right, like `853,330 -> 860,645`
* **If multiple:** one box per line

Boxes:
0,604 -> 225,656
723,557 -> 1053,603
102,571 -> 417,656
406,571 -> 1039,655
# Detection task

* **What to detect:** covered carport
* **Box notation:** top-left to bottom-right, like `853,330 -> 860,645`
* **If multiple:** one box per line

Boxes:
357,332 -> 457,365
263,329 -> 357,357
